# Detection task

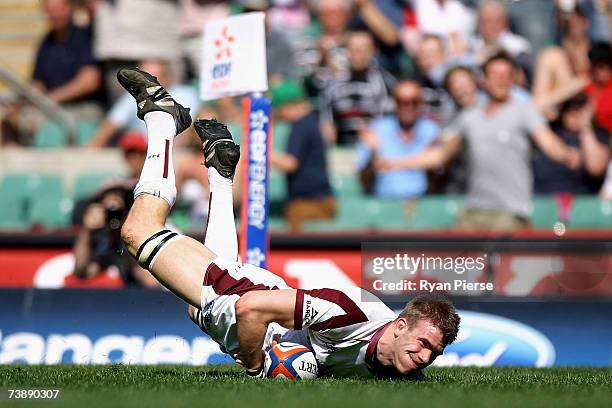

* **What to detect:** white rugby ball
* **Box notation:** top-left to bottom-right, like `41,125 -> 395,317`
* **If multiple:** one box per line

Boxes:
263,342 -> 318,380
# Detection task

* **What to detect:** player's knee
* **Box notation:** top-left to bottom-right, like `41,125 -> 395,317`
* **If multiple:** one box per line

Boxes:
120,218 -> 140,252
121,209 -> 165,250
121,213 -> 157,252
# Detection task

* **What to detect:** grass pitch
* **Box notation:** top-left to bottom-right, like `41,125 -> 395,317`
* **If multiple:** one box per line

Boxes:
1,365 -> 611,408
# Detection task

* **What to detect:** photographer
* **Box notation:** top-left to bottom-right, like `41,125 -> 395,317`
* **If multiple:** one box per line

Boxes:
71,132 -> 159,287
72,184 -> 158,287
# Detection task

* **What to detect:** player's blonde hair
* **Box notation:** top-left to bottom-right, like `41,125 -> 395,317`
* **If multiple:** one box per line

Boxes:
398,295 -> 460,346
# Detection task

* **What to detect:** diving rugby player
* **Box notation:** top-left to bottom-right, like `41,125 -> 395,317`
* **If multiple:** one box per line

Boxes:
116,68 -> 460,379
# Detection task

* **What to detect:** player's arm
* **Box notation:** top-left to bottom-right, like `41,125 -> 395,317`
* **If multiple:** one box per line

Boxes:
235,289 -> 297,372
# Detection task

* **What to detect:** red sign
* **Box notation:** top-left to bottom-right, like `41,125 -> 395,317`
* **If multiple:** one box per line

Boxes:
0,249 -> 362,289
2,248 -> 612,295
495,252 -> 612,295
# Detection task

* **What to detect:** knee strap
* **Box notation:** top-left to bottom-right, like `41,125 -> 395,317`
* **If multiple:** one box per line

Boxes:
136,229 -> 181,270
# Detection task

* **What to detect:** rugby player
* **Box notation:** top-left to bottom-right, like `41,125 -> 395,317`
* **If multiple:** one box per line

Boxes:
116,68 -> 460,379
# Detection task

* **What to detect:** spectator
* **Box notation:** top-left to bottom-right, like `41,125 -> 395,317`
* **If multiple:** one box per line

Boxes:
348,0 -> 403,74
397,53 -> 582,230
505,0 -> 556,54
413,35 -> 456,124
241,0 -> 300,84
88,59 -> 200,147
471,1 -> 533,78
303,0 -> 400,94
320,30 -> 396,145
266,0 -> 311,51
439,66 -> 480,194
72,184 -> 158,287
72,132 -> 147,225
600,161 -> 612,200
32,0 -> 102,116
72,132 -> 158,286
175,138 -> 210,227
532,4 -> 591,119
179,0 -> 230,80
584,42 -> 612,133
91,0 -> 181,103
575,0 -> 612,43
356,79 -> 440,198
444,66 -> 480,116
534,92 -> 609,194
270,81 -> 336,231
411,0 -> 476,56
303,0 -> 352,91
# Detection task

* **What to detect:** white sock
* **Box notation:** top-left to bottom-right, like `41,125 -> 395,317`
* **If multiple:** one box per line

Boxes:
204,167 -> 238,261
134,111 -> 177,206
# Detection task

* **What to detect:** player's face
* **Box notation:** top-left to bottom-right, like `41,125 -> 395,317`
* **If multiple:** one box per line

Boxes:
392,318 -> 444,375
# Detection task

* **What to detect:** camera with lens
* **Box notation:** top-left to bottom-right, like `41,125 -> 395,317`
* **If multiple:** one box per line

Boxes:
106,204 -> 127,231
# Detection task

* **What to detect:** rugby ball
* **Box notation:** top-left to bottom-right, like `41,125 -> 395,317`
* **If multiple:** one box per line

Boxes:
263,342 -> 318,380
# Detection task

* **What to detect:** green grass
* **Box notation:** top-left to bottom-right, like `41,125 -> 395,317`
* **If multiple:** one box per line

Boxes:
1,365 -> 611,408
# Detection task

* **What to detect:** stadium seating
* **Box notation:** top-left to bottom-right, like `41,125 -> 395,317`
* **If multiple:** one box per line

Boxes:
406,196 -> 461,229
0,172 -> 66,228
29,194 -> 71,227
531,196 -> 558,228
570,196 -> 612,228
269,171 -> 287,203
330,173 -> 363,197
2,167 -> 612,231
73,172 -> 121,200
33,119 -> 102,147
304,197 -> 407,231
33,120 -> 66,148
76,120 -> 101,145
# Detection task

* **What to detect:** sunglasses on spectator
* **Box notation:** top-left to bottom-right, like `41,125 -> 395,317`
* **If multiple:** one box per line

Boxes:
395,98 -> 421,107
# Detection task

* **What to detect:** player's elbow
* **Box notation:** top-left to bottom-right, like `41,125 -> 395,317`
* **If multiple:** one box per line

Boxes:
235,292 -> 267,323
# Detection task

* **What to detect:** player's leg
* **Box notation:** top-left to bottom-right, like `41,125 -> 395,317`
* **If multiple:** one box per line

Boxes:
194,119 -> 240,261
117,68 -> 215,307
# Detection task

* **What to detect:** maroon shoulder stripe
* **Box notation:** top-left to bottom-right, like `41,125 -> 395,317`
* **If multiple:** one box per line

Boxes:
304,288 -> 368,331
294,289 -> 305,330
204,262 -> 279,296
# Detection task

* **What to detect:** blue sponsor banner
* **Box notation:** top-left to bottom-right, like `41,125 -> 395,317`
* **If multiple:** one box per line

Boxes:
240,95 -> 271,269
1,290 -> 611,366
0,289 -> 233,365
446,300 -> 612,367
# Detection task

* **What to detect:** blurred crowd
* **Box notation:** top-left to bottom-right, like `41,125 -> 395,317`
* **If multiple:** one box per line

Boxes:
2,0 -> 612,233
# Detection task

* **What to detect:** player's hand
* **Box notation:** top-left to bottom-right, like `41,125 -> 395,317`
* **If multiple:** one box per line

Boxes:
232,353 -> 245,367
245,367 -> 266,379
242,350 -> 266,379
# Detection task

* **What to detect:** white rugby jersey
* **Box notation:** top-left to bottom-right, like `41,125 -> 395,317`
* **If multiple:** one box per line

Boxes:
199,261 -> 418,379
293,286 -> 399,378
